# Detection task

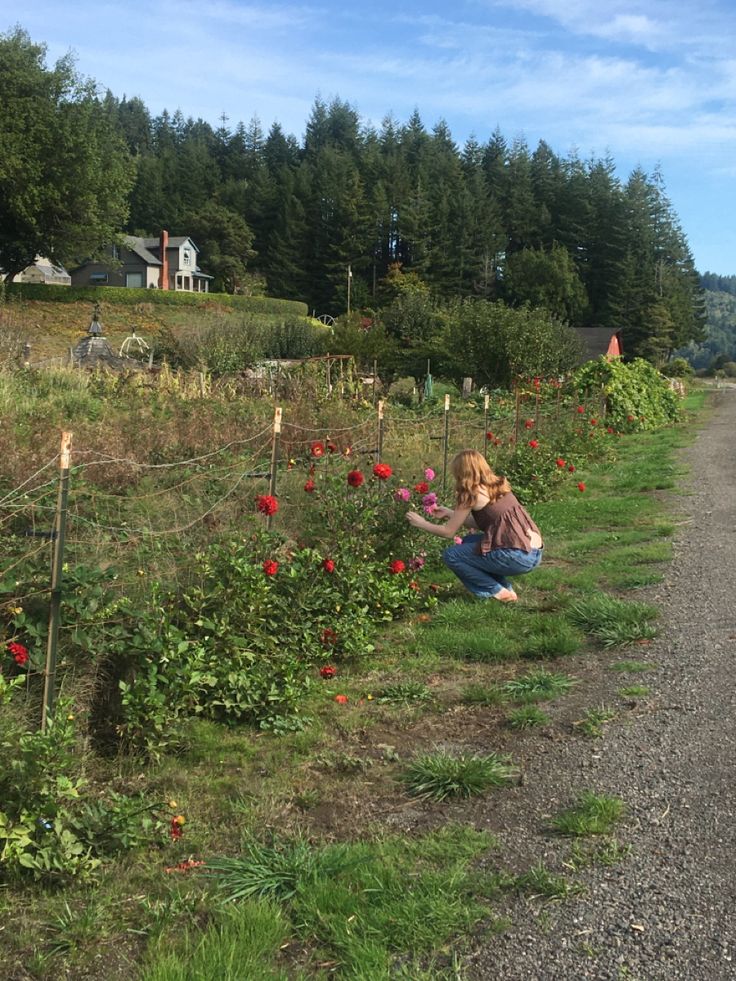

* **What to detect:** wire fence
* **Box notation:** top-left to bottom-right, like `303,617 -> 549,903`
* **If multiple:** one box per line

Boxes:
1,381 -> 596,726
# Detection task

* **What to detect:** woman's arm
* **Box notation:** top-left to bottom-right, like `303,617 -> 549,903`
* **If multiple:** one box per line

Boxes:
406,506 -> 472,539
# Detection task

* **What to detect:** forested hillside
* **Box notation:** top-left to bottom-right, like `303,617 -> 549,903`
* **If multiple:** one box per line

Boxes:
678,274 -> 736,369
105,94 -> 706,360
1,28 -> 708,363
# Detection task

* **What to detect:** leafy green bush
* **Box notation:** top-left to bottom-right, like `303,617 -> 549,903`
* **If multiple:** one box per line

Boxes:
660,357 -> 693,378
571,357 -> 680,430
0,688 -> 165,882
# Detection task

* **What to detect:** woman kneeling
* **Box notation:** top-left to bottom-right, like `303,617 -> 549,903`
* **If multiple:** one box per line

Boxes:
406,449 -> 543,603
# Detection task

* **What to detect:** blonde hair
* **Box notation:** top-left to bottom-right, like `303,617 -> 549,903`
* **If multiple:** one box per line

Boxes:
451,449 -> 511,509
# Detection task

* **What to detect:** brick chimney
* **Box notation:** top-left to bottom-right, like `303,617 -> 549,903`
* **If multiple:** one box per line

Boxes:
158,230 -> 169,290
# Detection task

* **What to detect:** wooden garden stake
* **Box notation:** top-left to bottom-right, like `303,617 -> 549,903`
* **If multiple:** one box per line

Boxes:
267,407 -> 282,530
442,394 -> 450,494
42,431 -> 72,731
514,387 -> 521,445
483,393 -> 490,454
377,400 -> 385,462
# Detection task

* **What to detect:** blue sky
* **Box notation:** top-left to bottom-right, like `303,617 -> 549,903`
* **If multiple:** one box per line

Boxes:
4,0 -> 735,274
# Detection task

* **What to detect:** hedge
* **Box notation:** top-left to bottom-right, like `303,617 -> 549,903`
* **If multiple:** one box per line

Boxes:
4,283 -> 308,318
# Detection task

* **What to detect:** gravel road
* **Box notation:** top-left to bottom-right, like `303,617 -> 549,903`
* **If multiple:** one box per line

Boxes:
464,389 -> 736,981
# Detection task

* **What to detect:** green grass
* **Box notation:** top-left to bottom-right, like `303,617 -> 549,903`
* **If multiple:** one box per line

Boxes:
149,826 -> 499,980
577,705 -> 617,738
460,683 -> 506,706
551,792 -> 625,837
425,622 -> 522,662
567,593 -> 658,647
511,862 -> 585,899
618,685 -> 650,698
402,751 -> 518,801
142,900 -> 289,980
520,614 -> 586,659
502,669 -> 575,703
568,837 -> 631,869
506,705 -> 550,729
374,681 -> 432,704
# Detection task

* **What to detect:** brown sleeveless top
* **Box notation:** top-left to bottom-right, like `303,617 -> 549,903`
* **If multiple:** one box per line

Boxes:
472,492 -> 543,554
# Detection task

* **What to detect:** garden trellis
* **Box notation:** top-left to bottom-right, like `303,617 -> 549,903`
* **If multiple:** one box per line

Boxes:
2,376 -> 601,730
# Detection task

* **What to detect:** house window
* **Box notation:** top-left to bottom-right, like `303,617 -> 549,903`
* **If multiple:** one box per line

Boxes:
111,244 -> 120,260
126,272 -> 143,288
90,272 -> 108,285
183,248 -> 191,266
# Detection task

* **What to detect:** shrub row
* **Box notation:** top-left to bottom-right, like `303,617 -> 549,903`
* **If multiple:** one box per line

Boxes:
4,283 -> 308,317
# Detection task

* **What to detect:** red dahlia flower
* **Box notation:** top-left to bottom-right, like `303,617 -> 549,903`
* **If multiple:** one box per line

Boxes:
373,463 -> 392,480
8,642 -> 29,666
568,464 -> 576,473
389,559 -> 406,574
255,494 -> 278,516
577,482 -> 586,492
304,479 -> 316,493
486,431 -> 494,440
590,418 -> 598,426
321,628 -> 338,646
320,665 -> 337,679
347,470 -> 364,488
334,694 -> 349,704
262,559 -> 279,576
524,419 -> 534,429
322,558 -> 335,573
577,406 -> 585,414
327,442 -> 337,453
528,439 -> 539,449
310,441 -> 325,457
556,458 -> 566,467
414,481 -> 430,495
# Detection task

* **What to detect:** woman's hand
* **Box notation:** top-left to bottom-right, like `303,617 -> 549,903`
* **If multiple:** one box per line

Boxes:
432,505 -> 454,519
406,510 -> 425,528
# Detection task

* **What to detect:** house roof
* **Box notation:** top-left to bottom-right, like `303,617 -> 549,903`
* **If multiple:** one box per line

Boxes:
125,237 -> 161,266
572,327 -> 623,361
142,236 -> 199,252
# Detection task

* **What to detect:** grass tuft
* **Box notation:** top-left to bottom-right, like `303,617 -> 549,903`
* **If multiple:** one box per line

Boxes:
521,614 -> 585,659
551,791 -> 625,837
461,683 -> 506,706
513,862 -> 585,899
618,685 -> 650,698
506,705 -> 549,730
576,704 -> 617,738
502,669 -> 575,703
207,835 -> 359,902
375,681 -> 432,704
402,751 -> 518,801
567,593 -> 658,647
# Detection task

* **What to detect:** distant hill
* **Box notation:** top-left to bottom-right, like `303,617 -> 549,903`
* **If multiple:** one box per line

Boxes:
678,274 -> 736,369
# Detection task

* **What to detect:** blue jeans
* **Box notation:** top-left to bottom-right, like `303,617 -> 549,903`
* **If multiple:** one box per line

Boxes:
442,534 -> 542,598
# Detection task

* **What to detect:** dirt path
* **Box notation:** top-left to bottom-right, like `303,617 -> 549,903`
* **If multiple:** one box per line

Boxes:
463,389 -> 736,980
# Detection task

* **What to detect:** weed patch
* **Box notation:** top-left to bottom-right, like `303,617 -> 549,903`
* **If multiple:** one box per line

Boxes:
567,593 -> 658,647
402,751 -> 518,801
551,792 -> 625,836
507,705 -> 550,729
